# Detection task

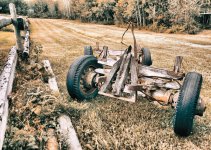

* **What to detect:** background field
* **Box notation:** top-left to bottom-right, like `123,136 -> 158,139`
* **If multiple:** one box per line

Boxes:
1,18 -> 211,149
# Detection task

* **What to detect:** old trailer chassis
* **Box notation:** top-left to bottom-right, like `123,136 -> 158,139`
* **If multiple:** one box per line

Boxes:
85,46 -> 205,117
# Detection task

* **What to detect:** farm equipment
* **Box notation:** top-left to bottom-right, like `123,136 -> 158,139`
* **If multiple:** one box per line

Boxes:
66,27 -> 206,136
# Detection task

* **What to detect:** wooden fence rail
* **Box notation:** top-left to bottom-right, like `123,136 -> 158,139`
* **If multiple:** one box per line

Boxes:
0,47 -> 18,148
0,3 -> 29,149
0,18 -> 12,29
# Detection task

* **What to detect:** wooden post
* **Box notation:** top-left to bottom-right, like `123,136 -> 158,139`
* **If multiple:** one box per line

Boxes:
0,47 -> 18,149
173,56 -> 183,73
96,42 -> 100,51
57,115 -> 82,150
99,46 -> 108,61
9,3 -> 23,52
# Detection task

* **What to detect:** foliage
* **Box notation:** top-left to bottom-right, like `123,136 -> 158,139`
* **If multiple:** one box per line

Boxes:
0,0 -> 28,15
0,0 -> 208,33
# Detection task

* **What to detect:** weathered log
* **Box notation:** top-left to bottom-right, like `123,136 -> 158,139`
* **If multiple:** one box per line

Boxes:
139,66 -> 184,80
130,57 -> 138,99
113,53 -> 132,96
0,47 -> 17,149
9,3 -> 23,51
100,58 -> 122,93
43,60 -> 59,95
57,115 -> 82,150
46,128 -> 59,150
0,18 -> 12,29
22,31 -> 30,59
173,56 -> 183,73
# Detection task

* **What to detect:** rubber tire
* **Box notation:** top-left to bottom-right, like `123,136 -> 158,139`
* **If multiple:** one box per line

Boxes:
142,48 -> 152,66
84,46 -> 93,55
66,55 -> 102,101
174,72 -> 203,136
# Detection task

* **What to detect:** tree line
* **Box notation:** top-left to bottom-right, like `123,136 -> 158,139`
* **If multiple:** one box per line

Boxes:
0,0 -> 209,34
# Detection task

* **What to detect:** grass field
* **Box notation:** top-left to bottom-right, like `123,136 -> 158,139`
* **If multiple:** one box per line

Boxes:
0,25 -> 15,73
1,18 -> 211,149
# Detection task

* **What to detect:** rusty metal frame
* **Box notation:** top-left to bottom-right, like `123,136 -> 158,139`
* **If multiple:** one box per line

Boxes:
91,43 -> 206,116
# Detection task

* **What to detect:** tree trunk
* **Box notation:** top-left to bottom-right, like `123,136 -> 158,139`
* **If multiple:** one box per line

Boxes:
136,0 -> 142,27
142,6 -> 146,27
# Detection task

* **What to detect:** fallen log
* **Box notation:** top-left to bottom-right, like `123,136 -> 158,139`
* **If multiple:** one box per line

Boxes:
0,18 -> 12,29
0,47 -> 18,149
57,115 -> 82,150
43,60 -> 59,95
46,128 -> 59,150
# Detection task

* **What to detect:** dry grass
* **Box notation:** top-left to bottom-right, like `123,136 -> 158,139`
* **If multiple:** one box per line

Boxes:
0,29 -> 15,74
29,19 -> 211,149
2,18 -> 211,149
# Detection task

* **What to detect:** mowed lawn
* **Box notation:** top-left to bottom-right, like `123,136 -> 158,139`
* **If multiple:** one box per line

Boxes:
2,18 -> 211,149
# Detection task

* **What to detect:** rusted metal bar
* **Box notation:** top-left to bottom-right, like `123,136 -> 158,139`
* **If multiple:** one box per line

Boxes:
0,18 -> 12,29
131,23 -> 138,59
0,47 -> 18,149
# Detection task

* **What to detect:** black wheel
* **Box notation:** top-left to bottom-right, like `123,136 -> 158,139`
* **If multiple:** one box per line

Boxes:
66,55 -> 102,101
84,46 -> 93,55
174,72 -> 203,136
141,48 -> 152,66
